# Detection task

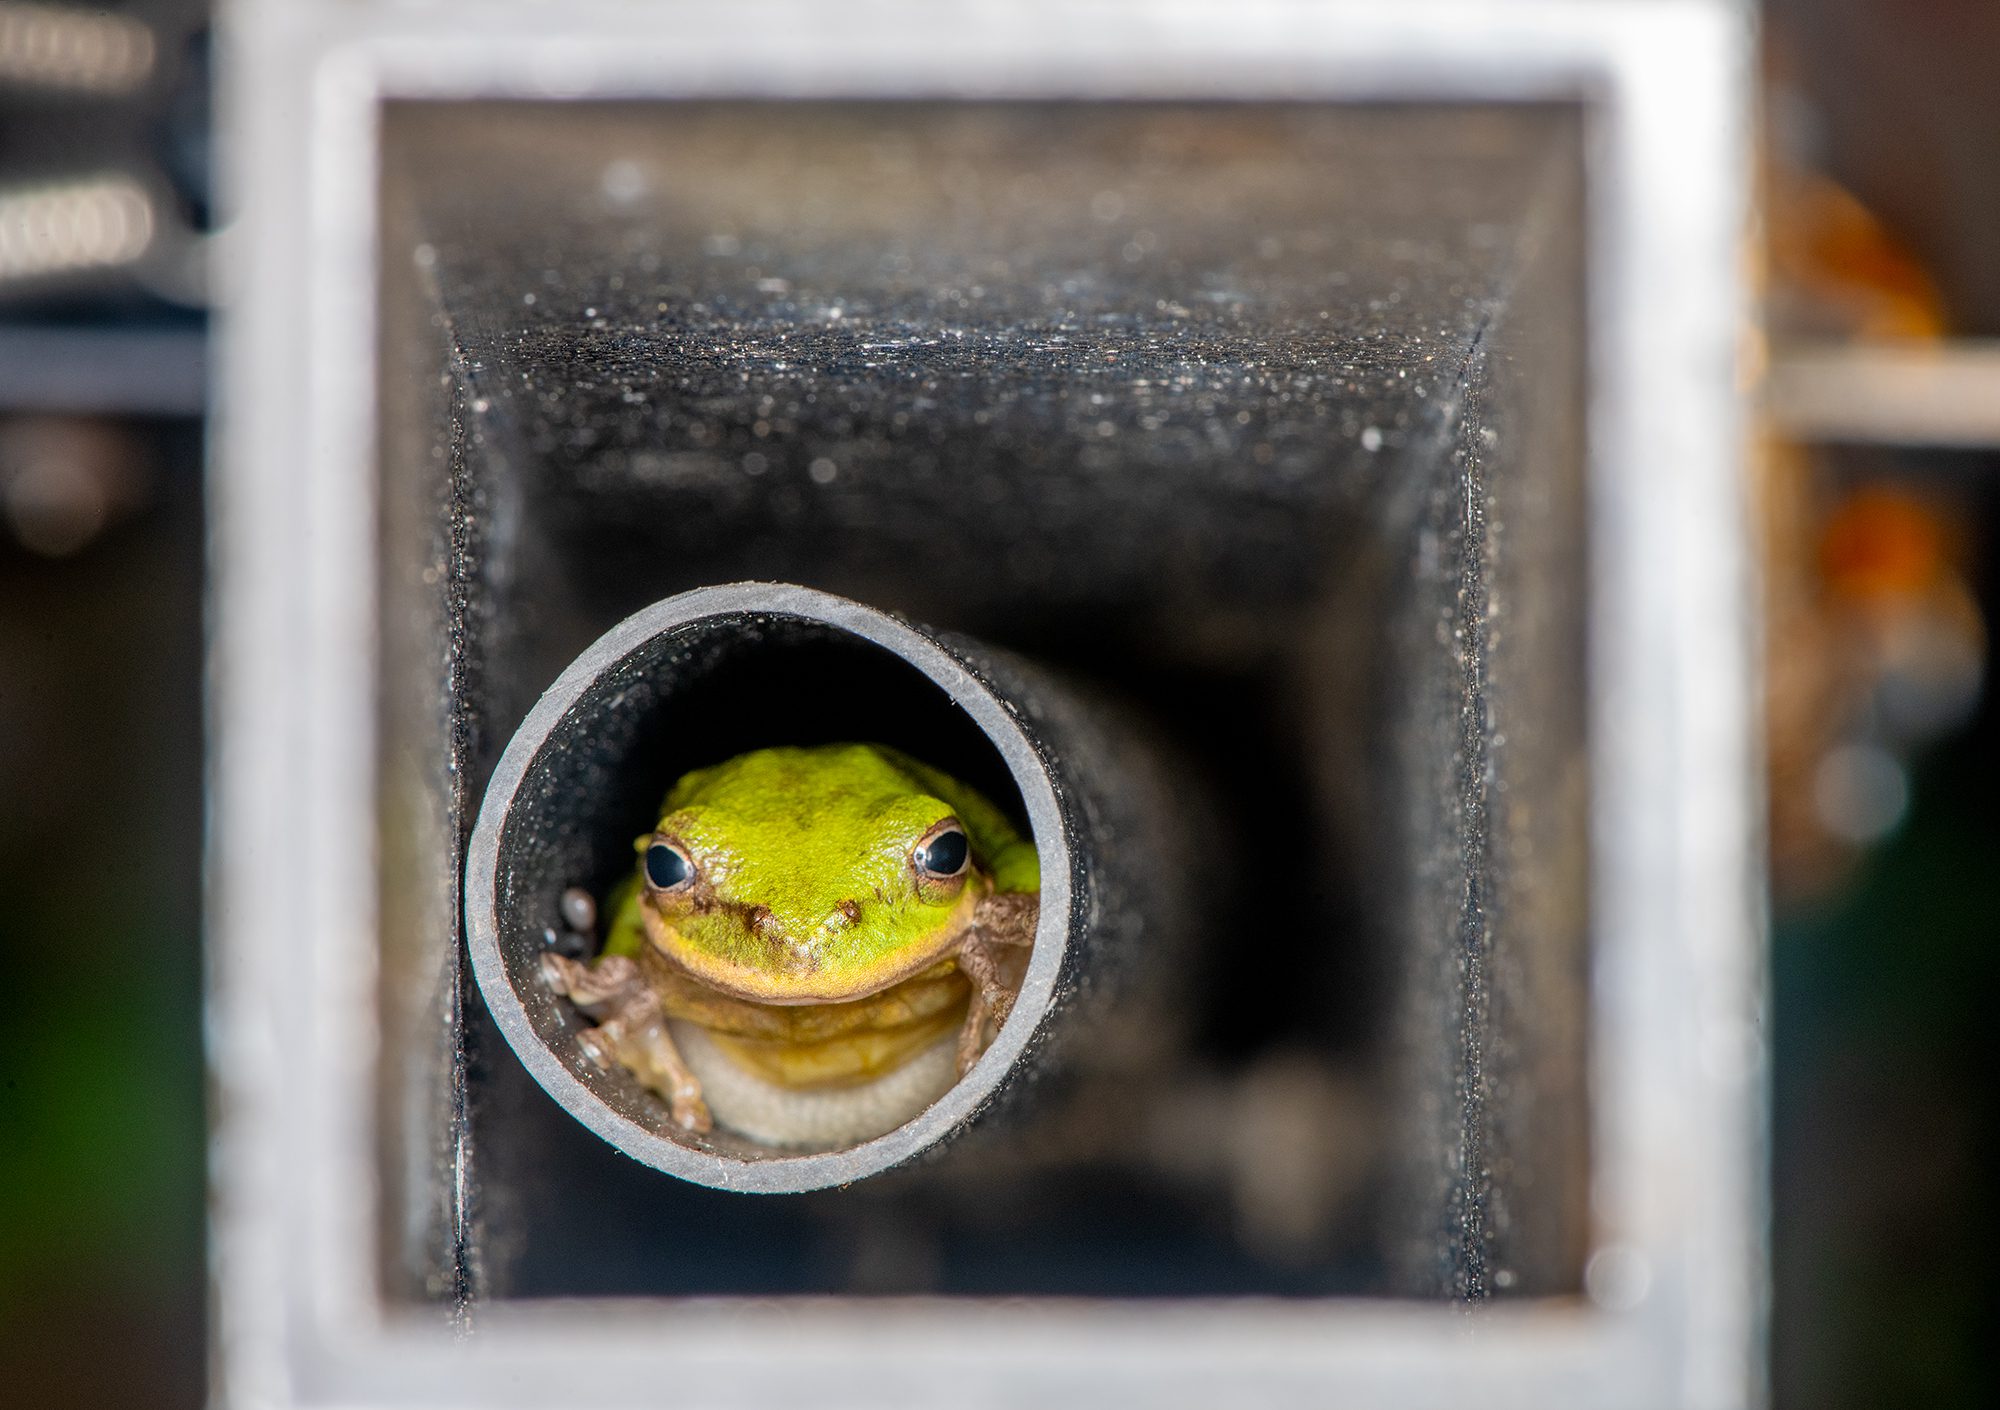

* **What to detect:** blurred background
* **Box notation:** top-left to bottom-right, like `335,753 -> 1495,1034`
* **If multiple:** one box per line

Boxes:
2,0 -> 1996,1404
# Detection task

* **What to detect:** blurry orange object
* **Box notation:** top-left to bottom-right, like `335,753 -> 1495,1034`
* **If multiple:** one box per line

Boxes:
1766,171 -> 1948,342
1817,485 -> 1955,605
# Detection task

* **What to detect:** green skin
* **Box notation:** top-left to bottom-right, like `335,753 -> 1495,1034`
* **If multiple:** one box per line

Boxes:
541,743 -> 1040,1134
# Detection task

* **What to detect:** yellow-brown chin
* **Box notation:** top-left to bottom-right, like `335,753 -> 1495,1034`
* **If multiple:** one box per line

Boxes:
638,891 -> 981,1006
705,988 -> 970,1089
644,951 -> 975,1092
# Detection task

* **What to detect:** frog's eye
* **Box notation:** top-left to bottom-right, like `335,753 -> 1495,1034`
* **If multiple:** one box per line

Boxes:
644,839 -> 694,892
912,821 -> 970,880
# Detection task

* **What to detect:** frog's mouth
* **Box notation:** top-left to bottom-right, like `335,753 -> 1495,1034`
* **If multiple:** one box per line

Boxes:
637,885 -> 984,1006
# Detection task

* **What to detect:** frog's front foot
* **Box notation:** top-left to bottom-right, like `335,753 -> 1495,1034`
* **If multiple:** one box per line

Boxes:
540,951 -> 639,1007
540,952 -> 713,1133
953,892 -> 1039,1077
953,943 -> 1018,1077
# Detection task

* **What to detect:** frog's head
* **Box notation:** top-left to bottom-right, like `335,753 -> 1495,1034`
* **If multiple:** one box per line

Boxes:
633,745 -> 986,1005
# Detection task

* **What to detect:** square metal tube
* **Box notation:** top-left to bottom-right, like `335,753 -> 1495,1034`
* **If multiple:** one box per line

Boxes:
213,3 -> 1759,1405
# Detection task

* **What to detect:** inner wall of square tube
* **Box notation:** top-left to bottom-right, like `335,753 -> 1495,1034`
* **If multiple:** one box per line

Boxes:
397,103 -> 1595,1303
490,614 -> 1038,1151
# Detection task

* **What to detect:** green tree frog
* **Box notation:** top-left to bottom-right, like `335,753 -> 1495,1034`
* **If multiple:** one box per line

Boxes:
541,743 -> 1040,1141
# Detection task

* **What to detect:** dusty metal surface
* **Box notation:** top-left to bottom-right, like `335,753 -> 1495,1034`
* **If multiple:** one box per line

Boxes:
404,103 -> 1549,642
381,99 -> 1590,1301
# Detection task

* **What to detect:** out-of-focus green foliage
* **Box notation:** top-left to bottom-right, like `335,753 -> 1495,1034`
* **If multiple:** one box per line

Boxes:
1773,683 -> 2000,1410
0,446 -> 204,1405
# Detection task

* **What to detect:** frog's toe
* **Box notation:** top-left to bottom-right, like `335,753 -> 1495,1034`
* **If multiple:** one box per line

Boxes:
539,950 -> 576,995
575,1023 -> 619,1070
955,1021 -> 985,1079
669,1089 -> 713,1134
549,953 -> 641,1008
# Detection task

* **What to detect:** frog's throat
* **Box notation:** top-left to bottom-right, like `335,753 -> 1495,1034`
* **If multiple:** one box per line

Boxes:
684,969 -> 971,1091
638,885 -> 984,1005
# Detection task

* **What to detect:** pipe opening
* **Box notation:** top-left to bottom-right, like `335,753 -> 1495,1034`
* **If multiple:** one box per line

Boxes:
468,588 -> 1068,1190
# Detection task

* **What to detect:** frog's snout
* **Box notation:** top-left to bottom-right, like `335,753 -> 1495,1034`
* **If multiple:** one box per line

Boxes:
741,898 -> 866,960
802,897 -> 867,947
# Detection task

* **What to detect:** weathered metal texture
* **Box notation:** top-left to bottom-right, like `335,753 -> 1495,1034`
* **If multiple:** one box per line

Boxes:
393,98 -> 1588,1302
215,4 -> 1758,1407
1373,129 -> 1593,1300
463,584 -> 1193,1193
